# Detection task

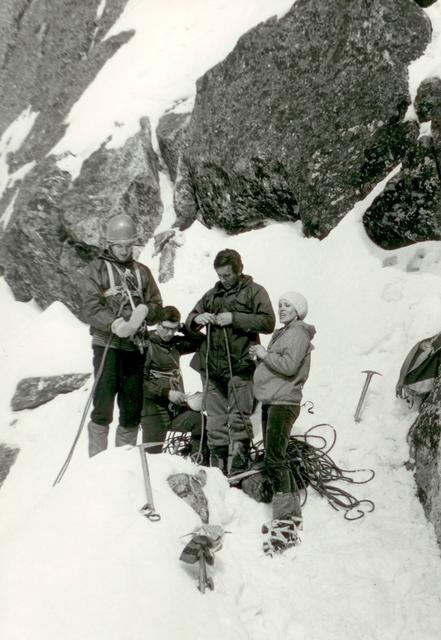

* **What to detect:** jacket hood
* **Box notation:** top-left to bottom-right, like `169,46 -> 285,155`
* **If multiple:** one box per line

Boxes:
284,319 -> 316,341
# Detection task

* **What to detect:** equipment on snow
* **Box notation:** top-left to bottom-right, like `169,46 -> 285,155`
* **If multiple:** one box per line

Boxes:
354,369 -> 382,422
138,444 -> 161,521
396,332 -> 441,406
230,426 -> 375,521
262,518 -> 301,556
179,525 -> 225,593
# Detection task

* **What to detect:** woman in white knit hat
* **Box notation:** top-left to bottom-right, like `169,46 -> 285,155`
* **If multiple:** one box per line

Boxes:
249,291 -> 316,555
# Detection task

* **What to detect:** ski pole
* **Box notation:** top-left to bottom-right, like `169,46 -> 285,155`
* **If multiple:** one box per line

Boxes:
138,444 -> 161,521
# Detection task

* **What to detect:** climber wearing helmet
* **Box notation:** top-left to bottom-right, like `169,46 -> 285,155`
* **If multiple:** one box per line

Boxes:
82,214 -> 162,457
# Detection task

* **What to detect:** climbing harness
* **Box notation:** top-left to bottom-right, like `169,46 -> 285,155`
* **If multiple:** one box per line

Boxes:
104,259 -> 150,353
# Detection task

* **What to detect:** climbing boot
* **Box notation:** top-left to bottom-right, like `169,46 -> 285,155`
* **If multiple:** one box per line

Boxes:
229,439 -> 250,474
88,421 -> 109,457
115,425 -> 138,447
210,446 -> 229,475
261,518 -> 301,556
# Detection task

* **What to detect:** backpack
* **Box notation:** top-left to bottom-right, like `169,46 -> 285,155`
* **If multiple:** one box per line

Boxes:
396,332 -> 441,405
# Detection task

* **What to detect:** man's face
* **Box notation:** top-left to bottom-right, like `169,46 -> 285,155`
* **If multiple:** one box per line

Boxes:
216,265 -> 240,290
110,243 -> 133,263
157,320 -> 180,342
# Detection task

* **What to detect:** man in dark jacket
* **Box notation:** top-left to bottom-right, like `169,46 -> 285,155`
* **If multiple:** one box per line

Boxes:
186,249 -> 275,473
82,214 -> 162,456
141,305 -> 208,462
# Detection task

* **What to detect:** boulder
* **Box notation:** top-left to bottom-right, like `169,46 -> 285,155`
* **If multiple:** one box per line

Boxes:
11,373 -> 91,411
174,0 -> 431,238
364,78 -> 441,248
0,444 -> 19,489
167,470 -> 209,523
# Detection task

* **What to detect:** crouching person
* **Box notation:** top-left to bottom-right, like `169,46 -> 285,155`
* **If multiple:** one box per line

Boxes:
141,306 -> 209,463
82,214 -> 162,457
250,292 -> 315,555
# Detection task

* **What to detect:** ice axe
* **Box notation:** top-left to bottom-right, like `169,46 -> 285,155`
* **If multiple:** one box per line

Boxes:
138,444 -> 161,522
354,370 -> 382,422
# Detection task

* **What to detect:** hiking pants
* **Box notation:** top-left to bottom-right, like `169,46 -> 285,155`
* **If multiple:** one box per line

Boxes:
141,404 -> 204,454
91,346 -> 145,429
204,376 -> 254,449
262,404 -> 300,495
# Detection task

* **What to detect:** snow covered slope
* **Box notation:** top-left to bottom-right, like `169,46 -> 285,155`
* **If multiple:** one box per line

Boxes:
1,1 -> 441,638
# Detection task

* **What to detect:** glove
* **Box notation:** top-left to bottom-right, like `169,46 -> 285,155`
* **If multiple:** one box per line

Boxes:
111,317 -> 133,338
129,304 -> 148,331
111,305 -> 149,338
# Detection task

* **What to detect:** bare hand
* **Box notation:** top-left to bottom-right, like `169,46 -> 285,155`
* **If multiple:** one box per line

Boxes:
249,345 -> 267,360
194,313 -> 216,326
215,312 -> 232,327
168,390 -> 187,404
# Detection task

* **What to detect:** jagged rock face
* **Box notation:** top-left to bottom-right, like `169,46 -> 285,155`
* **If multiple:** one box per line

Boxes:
174,0 -> 430,237
156,113 -> 191,183
11,373 -> 91,411
0,0 -> 163,315
0,0 -> 131,168
0,119 -> 162,316
410,378 -> 441,547
364,77 -> 441,248
0,444 -> 19,489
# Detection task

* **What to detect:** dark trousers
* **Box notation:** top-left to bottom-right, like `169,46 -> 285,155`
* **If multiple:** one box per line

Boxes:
262,404 -> 300,494
141,404 -> 205,454
91,346 -> 145,429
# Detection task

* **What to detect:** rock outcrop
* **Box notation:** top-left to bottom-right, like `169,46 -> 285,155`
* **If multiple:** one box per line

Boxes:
0,0 -> 162,315
174,0 -> 431,238
156,112 -> 191,183
0,444 -> 19,489
363,77 -> 441,249
409,376 -> 441,546
11,373 -> 91,411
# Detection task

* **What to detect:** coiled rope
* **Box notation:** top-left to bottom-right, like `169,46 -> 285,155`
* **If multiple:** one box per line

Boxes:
252,423 -> 375,520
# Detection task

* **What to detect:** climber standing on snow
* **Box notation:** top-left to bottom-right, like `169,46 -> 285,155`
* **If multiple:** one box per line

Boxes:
249,291 -> 315,555
82,214 -> 162,457
186,249 -> 275,474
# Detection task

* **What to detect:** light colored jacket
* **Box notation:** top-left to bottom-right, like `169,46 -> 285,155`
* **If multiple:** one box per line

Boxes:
253,319 -> 316,405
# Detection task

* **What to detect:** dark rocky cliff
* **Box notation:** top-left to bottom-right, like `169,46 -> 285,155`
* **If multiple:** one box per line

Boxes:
0,0 -> 437,312
173,0 -> 432,240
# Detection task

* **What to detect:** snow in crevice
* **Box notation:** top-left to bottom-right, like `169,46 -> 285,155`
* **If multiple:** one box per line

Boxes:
0,107 -> 39,200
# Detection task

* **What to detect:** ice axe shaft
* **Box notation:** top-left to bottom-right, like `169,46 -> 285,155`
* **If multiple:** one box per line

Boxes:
354,370 -> 382,423
138,444 -> 161,521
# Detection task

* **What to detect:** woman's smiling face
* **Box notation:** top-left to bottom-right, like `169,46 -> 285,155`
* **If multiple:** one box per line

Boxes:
278,299 -> 297,324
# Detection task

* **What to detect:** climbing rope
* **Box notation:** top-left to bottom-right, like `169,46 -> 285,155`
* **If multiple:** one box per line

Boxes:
250,423 -> 375,521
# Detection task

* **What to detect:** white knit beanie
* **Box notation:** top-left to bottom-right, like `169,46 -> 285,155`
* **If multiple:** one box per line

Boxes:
279,291 -> 308,320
